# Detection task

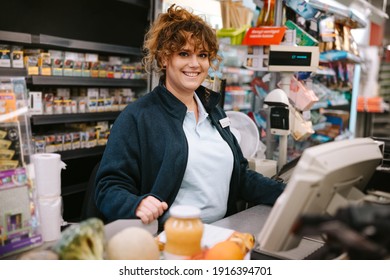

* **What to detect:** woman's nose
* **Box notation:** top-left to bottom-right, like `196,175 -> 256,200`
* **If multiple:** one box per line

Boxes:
188,54 -> 200,67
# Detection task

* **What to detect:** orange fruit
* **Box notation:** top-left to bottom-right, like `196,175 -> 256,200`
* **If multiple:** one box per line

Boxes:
204,241 -> 245,260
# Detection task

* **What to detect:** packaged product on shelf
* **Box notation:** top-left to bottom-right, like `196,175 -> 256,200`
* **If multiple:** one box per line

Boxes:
121,64 -> 132,79
113,65 -> 122,79
97,98 -> 105,112
54,98 -> 63,114
285,20 -> 318,46
0,45 -> 11,68
98,61 -> 108,78
284,0 -> 318,19
87,129 -> 97,148
97,130 -> 109,146
80,131 -> 89,149
81,60 -> 91,77
70,131 -> 81,150
24,49 -> 41,75
85,53 -> 98,77
73,53 -> 85,77
99,88 -> 110,111
57,88 -> 70,99
90,61 -> 100,78
78,97 -> 87,113
28,91 -> 43,115
54,134 -> 63,152
71,99 -> 77,113
49,50 -> 64,76
38,52 -> 52,76
109,56 -> 121,79
10,46 -> 24,68
87,88 -> 99,112
44,135 -> 56,153
0,122 -> 24,170
63,52 -> 76,76
0,89 -> 17,122
43,93 -> 54,112
104,97 -> 113,111
32,135 -> 46,153
63,133 -> 72,151
63,99 -> 72,114
111,90 -> 120,111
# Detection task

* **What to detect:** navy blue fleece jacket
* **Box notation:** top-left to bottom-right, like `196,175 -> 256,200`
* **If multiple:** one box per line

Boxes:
95,84 -> 285,224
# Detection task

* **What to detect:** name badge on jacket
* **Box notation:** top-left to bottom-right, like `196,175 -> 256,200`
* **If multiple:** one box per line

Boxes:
219,117 -> 230,128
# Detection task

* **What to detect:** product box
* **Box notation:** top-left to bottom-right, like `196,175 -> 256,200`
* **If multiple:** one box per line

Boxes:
0,122 -> 24,170
38,52 -> 52,75
87,53 -> 99,78
24,49 -> 41,75
28,91 -> 43,115
49,50 -> 64,76
32,135 -> 46,153
63,133 -> 72,151
71,132 -> 81,150
285,20 -> 318,46
11,46 -> 24,68
80,131 -> 89,149
43,93 -> 54,115
87,130 -> 97,148
0,90 -> 17,122
87,88 -> 99,112
63,52 -> 76,76
98,61 -> 108,78
81,61 -> 91,77
73,53 -> 85,77
44,135 -> 56,153
0,45 -> 11,68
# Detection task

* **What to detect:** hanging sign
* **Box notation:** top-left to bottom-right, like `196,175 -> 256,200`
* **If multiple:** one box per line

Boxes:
242,27 -> 286,46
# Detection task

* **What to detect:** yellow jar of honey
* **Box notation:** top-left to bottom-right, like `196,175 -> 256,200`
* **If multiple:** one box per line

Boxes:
163,205 -> 204,259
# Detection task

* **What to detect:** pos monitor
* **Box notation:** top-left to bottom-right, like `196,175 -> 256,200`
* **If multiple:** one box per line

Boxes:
257,138 -> 383,253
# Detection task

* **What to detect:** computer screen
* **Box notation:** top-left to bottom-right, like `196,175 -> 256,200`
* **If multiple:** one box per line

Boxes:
257,138 -> 383,253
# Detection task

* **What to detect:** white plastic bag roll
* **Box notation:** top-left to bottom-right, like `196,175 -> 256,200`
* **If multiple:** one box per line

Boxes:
37,196 -> 63,242
31,153 -> 66,197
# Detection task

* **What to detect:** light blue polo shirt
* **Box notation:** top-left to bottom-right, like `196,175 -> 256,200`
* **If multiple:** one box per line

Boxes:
167,93 -> 234,224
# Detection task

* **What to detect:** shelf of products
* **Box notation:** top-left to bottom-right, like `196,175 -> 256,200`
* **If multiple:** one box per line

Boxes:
1,31 -> 147,224
59,146 -> 106,161
31,111 -> 121,125
28,75 -> 147,87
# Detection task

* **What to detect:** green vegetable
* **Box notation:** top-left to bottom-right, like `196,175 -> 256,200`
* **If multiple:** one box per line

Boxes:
52,218 -> 105,260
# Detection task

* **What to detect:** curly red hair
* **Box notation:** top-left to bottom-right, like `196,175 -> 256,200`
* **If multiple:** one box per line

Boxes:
142,4 -> 221,75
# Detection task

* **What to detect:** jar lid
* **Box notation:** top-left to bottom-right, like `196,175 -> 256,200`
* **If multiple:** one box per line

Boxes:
169,205 -> 201,219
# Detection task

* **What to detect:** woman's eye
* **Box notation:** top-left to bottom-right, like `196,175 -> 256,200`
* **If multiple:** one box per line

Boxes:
199,53 -> 209,58
178,52 -> 189,57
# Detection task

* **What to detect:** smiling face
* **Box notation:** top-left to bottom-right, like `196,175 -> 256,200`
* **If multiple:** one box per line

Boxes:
164,41 -> 210,98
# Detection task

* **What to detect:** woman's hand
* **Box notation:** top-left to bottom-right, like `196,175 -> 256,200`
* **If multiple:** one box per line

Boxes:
136,196 -> 168,224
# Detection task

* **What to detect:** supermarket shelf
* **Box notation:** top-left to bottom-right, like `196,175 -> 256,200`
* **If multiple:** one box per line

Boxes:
27,75 -> 147,87
0,68 -> 28,77
58,146 -> 106,161
32,34 -> 142,56
320,50 -> 361,64
307,0 -> 367,28
0,30 -> 32,44
31,111 -> 121,125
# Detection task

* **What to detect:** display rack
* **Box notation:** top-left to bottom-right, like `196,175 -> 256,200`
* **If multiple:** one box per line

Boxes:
0,77 -> 43,258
